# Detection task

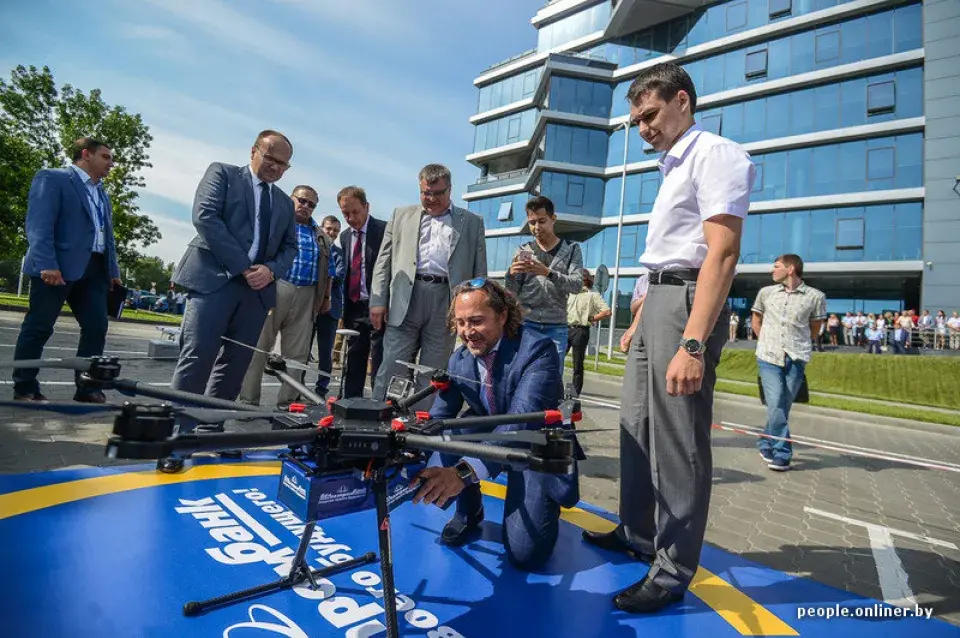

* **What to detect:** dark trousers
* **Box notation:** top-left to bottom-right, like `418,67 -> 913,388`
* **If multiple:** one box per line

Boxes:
13,254 -> 109,396
313,312 -> 338,396
341,299 -> 382,398
565,325 -> 590,396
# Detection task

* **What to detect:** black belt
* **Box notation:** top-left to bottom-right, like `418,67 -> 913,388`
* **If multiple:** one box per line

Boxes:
648,269 -> 700,286
415,273 -> 448,284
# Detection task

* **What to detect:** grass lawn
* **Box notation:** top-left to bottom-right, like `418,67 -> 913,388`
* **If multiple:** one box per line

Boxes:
0,292 -> 182,325
568,347 -> 960,425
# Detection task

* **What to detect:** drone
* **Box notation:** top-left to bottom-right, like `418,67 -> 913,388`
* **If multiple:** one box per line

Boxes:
0,345 -> 591,638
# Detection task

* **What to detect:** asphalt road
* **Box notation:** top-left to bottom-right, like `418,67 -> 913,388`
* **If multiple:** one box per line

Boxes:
0,310 -> 958,625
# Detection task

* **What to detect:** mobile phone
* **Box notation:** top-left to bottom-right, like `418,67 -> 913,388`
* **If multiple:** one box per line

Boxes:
517,246 -> 534,262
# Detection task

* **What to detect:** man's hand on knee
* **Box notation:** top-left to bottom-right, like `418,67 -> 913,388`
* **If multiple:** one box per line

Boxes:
410,466 -> 465,509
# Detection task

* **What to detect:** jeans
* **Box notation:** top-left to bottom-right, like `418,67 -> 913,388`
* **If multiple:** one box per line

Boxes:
522,321 -> 568,362
565,325 -> 590,396
757,356 -> 806,463
313,313 -> 338,396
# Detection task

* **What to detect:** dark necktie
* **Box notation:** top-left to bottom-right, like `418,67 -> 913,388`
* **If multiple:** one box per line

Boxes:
348,230 -> 363,303
255,182 -> 272,264
480,351 -> 497,414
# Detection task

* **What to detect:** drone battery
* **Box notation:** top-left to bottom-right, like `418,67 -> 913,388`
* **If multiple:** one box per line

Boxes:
271,413 -> 316,431
277,459 -> 427,522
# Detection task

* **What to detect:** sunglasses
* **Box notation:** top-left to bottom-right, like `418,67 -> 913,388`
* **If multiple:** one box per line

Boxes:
294,196 -> 317,210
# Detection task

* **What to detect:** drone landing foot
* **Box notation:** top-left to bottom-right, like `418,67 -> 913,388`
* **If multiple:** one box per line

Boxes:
182,520 -> 377,617
374,472 -> 401,638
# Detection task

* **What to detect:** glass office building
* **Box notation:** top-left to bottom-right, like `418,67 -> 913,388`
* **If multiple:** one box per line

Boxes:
464,0 -> 960,327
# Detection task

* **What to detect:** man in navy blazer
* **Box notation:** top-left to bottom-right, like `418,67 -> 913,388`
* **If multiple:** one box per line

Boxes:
161,130 -> 297,471
410,279 -> 581,569
12,137 -> 122,402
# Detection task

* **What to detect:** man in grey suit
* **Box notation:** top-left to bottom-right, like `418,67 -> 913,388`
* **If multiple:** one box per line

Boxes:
370,164 -> 486,404
161,130 -> 297,472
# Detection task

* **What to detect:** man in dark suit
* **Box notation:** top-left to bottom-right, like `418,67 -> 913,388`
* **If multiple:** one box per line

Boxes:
313,215 -> 345,399
161,130 -> 297,471
337,186 -> 385,398
410,279 -> 581,570
12,137 -> 122,403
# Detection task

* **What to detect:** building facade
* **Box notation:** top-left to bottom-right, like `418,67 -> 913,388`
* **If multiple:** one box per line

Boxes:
465,0 -> 960,328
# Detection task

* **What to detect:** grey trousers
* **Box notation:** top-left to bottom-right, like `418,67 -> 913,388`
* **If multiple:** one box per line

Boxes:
170,278 -> 270,431
373,280 -> 456,410
238,280 -> 317,406
617,280 -> 728,594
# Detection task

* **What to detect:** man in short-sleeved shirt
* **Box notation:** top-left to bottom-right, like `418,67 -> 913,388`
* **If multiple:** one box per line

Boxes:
752,254 -> 826,472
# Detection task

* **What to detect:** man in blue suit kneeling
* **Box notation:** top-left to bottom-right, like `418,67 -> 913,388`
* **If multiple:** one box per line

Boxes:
410,278 -> 581,570
12,137 -> 122,403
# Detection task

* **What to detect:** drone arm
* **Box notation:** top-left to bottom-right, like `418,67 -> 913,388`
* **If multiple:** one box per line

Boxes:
107,428 -> 317,460
265,367 -> 324,405
395,382 -> 440,411
399,434 -> 532,470
111,379 -> 265,412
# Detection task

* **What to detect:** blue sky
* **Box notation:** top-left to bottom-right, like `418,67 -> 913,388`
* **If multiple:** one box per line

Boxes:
0,0 -> 543,265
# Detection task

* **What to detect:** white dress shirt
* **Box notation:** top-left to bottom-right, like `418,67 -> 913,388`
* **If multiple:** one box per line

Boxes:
71,165 -> 106,253
247,167 -> 271,263
639,125 -> 756,270
349,216 -> 371,301
416,206 -> 454,277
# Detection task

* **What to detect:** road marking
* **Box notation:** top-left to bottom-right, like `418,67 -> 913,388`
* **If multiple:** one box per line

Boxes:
805,507 -> 958,609
577,394 -> 620,409
0,345 -> 149,355
0,326 -> 148,340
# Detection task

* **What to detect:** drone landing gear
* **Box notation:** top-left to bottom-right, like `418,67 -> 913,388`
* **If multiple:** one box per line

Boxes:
182,519 -> 377,617
373,469 -> 401,638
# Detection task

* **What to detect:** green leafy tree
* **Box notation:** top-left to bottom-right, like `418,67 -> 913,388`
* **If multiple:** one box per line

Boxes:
126,256 -> 174,293
0,64 -> 159,266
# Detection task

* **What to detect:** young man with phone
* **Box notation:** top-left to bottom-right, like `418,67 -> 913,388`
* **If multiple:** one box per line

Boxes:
505,196 -> 584,358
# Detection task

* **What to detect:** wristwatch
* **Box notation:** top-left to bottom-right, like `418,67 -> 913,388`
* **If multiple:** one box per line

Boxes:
679,337 -> 705,356
455,460 -> 478,485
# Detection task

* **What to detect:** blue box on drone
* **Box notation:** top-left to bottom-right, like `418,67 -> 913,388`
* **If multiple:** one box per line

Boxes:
277,458 -> 427,522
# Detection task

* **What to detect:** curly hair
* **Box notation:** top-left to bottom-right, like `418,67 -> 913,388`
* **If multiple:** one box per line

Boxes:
446,278 -> 524,338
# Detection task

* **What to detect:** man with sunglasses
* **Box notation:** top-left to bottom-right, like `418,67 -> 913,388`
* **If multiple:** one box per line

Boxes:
161,130 -> 297,473
370,164 -> 486,408
410,278 -> 582,569
238,186 -> 333,407
581,63 -> 755,613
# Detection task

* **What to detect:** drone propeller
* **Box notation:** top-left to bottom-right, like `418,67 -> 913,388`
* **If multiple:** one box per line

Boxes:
436,427 -> 616,446
222,337 -> 330,377
395,360 -> 492,389
0,400 -> 286,424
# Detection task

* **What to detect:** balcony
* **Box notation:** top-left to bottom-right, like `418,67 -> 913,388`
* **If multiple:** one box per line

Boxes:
482,48 -> 538,74
605,0 -> 712,39
467,170 -> 532,193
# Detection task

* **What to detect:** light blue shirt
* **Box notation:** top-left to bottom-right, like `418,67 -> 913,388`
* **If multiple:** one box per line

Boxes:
71,165 -> 105,253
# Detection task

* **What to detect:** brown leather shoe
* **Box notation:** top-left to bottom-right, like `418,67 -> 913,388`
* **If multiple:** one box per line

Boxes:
14,392 -> 48,402
73,391 -> 107,404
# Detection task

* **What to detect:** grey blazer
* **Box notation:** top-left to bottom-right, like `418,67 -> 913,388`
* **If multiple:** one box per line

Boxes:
173,163 -> 297,308
370,204 -> 487,327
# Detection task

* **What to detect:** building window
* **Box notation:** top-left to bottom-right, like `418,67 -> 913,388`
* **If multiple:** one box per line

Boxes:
815,30 -> 841,62
836,218 -> 865,249
726,2 -> 748,32
497,201 -> 513,222
769,0 -> 792,18
701,112 -> 722,135
867,81 -> 896,115
752,161 -> 764,193
745,48 -> 769,78
567,180 -> 585,207
867,147 -> 895,180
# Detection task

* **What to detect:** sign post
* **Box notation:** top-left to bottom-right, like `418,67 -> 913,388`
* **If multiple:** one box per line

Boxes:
593,264 -> 609,371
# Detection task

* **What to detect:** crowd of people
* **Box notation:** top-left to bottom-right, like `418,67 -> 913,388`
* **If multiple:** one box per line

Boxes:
9,61 -> 937,617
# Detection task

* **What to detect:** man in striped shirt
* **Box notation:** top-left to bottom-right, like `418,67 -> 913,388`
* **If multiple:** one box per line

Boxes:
239,185 -> 332,407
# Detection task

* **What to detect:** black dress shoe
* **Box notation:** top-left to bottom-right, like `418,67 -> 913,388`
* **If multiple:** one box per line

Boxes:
582,529 -> 654,563
73,391 -> 106,404
157,458 -> 185,473
440,507 -> 484,546
614,577 -> 685,614
14,392 -> 48,402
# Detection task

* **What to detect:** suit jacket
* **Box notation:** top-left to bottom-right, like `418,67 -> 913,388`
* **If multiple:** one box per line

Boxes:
430,327 -> 569,479
370,205 -> 486,327
339,216 -> 386,308
172,163 -> 297,308
23,167 -> 120,281
325,243 -> 345,321
309,226 -> 333,315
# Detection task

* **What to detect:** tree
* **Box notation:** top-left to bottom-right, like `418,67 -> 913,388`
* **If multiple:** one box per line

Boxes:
126,255 -> 174,293
0,65 -> 160,265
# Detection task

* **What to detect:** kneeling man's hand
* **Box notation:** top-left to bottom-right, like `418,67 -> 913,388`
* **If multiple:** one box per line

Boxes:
410,467 -> 465,509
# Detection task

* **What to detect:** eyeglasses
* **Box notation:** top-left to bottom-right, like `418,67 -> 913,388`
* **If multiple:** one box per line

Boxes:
420,187 -> 449,198
294,196 -> 317,209
255,147 -> 291,170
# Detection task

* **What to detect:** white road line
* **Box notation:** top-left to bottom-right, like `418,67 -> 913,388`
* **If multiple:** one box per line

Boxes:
866,525 -> 918,608
0,326 -> 148,340
804,507 -> 958,550
0,345 -> 148,355
0,381 -> 288,387
577,394 -> 620,409
215,493 -> 281,547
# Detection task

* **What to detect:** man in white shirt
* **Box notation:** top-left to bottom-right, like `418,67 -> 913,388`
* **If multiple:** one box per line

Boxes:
580,63 -> 756,613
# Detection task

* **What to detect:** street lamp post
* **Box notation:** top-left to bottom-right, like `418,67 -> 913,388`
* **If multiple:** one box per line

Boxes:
606,119 -> 631,359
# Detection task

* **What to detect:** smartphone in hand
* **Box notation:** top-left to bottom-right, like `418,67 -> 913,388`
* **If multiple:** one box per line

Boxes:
517,245 -> 535,263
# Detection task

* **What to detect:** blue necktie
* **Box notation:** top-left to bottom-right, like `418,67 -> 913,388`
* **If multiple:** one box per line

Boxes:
255,182 -> 272,264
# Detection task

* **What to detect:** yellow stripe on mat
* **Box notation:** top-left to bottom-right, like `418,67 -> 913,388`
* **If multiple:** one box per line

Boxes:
481,481 -> 798,637
0,462 -> 281,520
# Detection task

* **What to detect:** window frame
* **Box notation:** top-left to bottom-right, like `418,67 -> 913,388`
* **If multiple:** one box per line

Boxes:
867,80 -> 896,115
745,47 -> 769,79
726,1 -> 748,33
815,29 -> 841,63
836,217 -> 865,250
769,0 -> 792,18
866,146 -> 896,181
497,201 -> 513,222
701,112 -> 723,135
